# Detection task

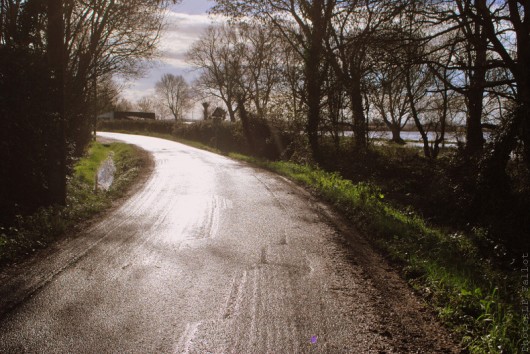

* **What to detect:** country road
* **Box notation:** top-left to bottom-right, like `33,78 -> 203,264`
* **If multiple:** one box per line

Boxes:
0,133 -> 460,353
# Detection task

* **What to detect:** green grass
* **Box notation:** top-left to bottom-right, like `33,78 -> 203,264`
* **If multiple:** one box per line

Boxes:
228,155 -> 527,354
0,141 -> 145,266
73,142 -> 113,184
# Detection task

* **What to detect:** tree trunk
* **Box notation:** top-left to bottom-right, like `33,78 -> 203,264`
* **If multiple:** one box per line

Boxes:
381,108 -> 404,144
46,0 -> 67,206
466,88 -> 485,155
465,28 -> 487,156
350,74 -> 367,150
202,102 -> 209,120
306,71 -> 321,161
406,69 -> 431,158
326,78 -> 341,151
237,96 -> 254,154
305,0 -> 325,162
227,105 -> 237,122
390,125 -> 405,144
518,53 -> 530,169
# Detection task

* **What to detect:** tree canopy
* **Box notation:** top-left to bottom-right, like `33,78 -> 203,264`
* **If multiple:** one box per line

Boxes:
0,0 -> 180,222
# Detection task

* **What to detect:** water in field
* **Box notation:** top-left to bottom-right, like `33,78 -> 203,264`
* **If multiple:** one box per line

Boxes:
337,131 -> 491,147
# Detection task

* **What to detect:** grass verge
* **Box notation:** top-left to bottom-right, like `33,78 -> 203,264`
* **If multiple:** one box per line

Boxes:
0,141 -> 145,266
229,154 -> 527,354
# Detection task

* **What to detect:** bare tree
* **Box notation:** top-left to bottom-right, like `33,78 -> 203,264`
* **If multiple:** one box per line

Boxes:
187,25 -> 245,122
212,0 -> 336,160
238,23 -> 283,119
415,0 -> 527,160
420,1 -> 492,156
201,102 -> 210,120
114,97 -> 134,112
325,0 -> 410,151
188,22 -> 285,123
464,0 -> 530,169
136,95 -> 169,120
136,96 -> 156,113
96,75 -> 121,114
156,74 -> 192,121
274,34 -> 306,129
63,0 -> 180,153
368,63 -> 411,144
47,0 -> 67,205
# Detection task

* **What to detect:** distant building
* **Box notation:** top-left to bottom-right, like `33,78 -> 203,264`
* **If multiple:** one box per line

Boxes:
97,111 -> 156,120
210,107 -> 227,121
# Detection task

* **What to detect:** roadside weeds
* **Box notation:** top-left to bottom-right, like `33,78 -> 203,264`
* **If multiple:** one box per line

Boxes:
0,141 -> 149,268
230,155 -> 527,354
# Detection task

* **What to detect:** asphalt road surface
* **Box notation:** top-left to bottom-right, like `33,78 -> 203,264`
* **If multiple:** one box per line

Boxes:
0,133 -> 460,353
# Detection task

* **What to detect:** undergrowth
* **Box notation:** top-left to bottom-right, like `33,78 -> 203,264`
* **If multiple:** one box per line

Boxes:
0,141 -> 144,266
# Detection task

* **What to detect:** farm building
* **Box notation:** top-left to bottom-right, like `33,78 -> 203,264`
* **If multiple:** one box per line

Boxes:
210,107 -> 227,121
98,111 -> 156,120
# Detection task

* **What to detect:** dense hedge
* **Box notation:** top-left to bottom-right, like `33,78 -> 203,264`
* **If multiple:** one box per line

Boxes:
97,119 -> 174,135
173,120 -> 247,153
0,47 -> 58,224
98,119 -> 294,160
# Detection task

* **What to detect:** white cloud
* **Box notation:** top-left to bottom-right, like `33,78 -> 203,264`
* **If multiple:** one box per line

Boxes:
121,10 -> 225,102
157,12 -> 226,69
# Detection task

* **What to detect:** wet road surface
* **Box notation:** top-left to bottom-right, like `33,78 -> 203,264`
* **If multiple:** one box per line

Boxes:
0,133 -> 460,353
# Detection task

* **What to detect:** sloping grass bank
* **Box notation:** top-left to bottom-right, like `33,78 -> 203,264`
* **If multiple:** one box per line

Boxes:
0,141 -> 145,266
231,155 -> 527,354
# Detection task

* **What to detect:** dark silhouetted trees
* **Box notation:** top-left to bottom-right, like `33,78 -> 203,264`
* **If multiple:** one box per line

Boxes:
212,0 -> 335,160
0,0 -> 179,223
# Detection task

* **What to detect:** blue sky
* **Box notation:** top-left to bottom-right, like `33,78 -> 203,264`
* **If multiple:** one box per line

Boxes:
121,0 -> 216,104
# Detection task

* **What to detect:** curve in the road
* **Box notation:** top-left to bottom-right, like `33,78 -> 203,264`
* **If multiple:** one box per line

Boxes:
0,133 -> 460,353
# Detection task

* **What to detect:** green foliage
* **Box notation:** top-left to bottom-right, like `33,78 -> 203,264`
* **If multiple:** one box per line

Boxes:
173,120 -> 247,154
0,142 -> 143,266
74,142 -> 112,184
99,118 -> 294,160
172,119 -> 294,159
97,119 -> 175,135
0,46 -> 58,222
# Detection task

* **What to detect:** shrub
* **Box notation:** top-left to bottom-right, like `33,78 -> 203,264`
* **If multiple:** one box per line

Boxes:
173,119 -> 293,160
97,119 -> 174,135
